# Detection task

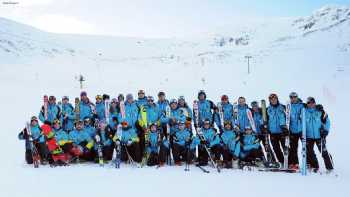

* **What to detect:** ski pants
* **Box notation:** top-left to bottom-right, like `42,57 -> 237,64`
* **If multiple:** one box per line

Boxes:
270,133 -> 286,163
147,144 -> 168,166
121,142 -> 141,163
198,144 -> 222,165
172,143 -> 194,163
102,144 -> 114,161
241,148 -> 264,162
289,133 -> 301,166
306,138 -> 334,170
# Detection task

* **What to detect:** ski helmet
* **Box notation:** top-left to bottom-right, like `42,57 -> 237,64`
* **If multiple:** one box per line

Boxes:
147,96 -> 154,102
306,97 -> 316,104
126,93 -> 133,100
62,96 -> 69,101
80,91 -> 87,97
251,101 -> 259,107
170,99 -> 177,104
289,92 -> 298,98
31,116 -> 38,122
158,91 -> 165,97
268,93 -> 278,100
95,95 -> 103,100
178,96 -> 185,101
102,94 -> 110,100
198,90 -> 206,99
221,95 -> 229,101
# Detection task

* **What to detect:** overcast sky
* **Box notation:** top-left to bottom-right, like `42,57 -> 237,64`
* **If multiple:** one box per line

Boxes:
0,0 -> 349,38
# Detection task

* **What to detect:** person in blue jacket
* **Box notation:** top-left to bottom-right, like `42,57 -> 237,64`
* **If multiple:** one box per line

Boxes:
136,89 -> 147,108
172,121 -> 193,166
240,125 -> 264,166
39,95 -> 61,124
194,90 -> 216,128
79,91 -> 94,121
95,121 -> 115,161
220,121 -> 240,168
267,93 -> 288,164
305,97 -> 333,172
116,121 -> 141,163
94,95 -> 105,122
145,123 -> 168,166
192,119 -> 221,166
214,95 -> 234,133
59,96 -> 75,132
288,92 -> 304,169
236,96 -> 250,134
18,116 -> 49,164
69,120 -> 95,161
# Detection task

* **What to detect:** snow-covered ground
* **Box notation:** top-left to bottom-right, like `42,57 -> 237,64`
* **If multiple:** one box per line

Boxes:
0,5 -> 349,197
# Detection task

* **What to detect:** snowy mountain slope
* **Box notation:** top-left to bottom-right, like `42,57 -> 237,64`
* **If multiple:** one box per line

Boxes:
0,5 -> 350,197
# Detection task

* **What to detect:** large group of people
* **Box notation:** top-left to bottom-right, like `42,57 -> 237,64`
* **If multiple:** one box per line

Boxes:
18,90 -> 334,173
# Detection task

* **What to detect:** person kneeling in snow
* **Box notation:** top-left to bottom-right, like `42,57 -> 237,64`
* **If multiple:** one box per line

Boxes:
220,121 -> 240,169
118,121 -> 141,163
145,123 -> 168,166
172,121 -> 194,166
94,121 -> 115,162
240,126 -> 264,167
69,120 -> 95,161
192,119 -> 221,166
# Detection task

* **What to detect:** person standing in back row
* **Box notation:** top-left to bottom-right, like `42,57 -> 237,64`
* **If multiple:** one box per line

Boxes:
267,93 -> 288,164
305,97 -> 334,173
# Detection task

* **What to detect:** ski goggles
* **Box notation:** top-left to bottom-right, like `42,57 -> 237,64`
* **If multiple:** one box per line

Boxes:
95,95 -> 103,100
269,93 -> 278,100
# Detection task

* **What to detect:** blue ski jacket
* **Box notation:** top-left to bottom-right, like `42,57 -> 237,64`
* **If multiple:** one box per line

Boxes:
240,134 -> 260,158
79,101 -> 93,120
289,102 -> 304,134
195,99 -> 215,126
267,104 -> 286,134
237,104 -> 250,133
173,128 -> 192,147
305,107 -> 330,139
95,102 -> 106,122
220,129 -> 240,157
